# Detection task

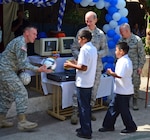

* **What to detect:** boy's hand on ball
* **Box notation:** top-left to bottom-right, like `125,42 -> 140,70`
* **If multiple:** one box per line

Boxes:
64,60 -> 72,69
107,68 -> 112,75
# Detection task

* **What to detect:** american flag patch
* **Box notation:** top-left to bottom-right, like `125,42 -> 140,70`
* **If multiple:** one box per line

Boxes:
21,46 -> 27,52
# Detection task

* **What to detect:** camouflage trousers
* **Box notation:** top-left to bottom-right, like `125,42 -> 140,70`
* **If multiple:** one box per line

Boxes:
132,69 -> 141,99
0,71 -> 28,115
72,68 -> 101,108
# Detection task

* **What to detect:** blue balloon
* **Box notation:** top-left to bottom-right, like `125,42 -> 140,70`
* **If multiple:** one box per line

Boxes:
113,34 -> 120,43
104,0 -> 111,2
107,56 -> 115,63
37,32 -> 47,39
105,14 -> 113,22
104,63 -> 115,72
74,0 -> 82,4
93,0 -> 99,2
107,29 -> 116,37
102,96 -> 107,101
101,56 -> 108,63
108,6 -> 118,15
118,17 -> 129,25
108,40 -> 116,49
110,0 -> 118,6
25,0 -> 29,3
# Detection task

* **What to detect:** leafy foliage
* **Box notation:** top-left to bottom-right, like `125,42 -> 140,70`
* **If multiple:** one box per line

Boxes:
142,37 -> 150,55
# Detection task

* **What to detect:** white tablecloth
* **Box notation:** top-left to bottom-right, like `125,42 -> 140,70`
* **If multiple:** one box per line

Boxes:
41,73 -> 114,109
27,56 -> 114,109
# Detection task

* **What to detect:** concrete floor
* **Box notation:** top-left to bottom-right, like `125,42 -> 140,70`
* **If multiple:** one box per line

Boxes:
1,77 -> 150,140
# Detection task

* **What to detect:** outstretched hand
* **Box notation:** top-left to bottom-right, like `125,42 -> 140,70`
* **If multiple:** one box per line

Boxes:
38,65 -> 53,73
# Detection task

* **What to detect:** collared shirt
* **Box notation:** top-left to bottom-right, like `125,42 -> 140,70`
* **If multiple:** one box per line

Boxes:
71,26 -> 108,71
76,42 -> 97,88
114,54 -> 134,95
119,33 -> 146,70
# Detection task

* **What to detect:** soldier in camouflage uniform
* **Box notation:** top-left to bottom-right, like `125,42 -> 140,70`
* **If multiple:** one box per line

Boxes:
71,11 -> 108,124
119,23 -> 146,110
0,26 -> 52,131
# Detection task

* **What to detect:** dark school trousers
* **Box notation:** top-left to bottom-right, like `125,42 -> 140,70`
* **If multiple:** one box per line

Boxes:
102,94 -> 137,130
76,87 -> 92,136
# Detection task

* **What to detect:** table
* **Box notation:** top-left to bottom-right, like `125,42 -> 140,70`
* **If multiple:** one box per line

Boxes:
28,56 -> 114,120
42,73 -> 113,108
41,73 -> 114,120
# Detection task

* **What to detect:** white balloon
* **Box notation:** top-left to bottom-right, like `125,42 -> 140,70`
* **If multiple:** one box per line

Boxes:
119,8 -> 128,17
80,0 -> 92,7
81,0 -> 93,6
104,2 -> 110,10
109,20 -> 118,29
103,24 -> 111,33
112,12 -> 121,21
96,0 -> 105,9
80,2 -> 89,7
115,26 -> 120,34
89,2 -> 96,6
116,0 -> 126,9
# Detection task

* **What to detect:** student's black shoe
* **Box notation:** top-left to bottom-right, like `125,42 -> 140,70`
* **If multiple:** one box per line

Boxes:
76,128 -> 81,132
76,128 -> 93,133
120,129 -> 136,133
76,132 -> 92,139
98,127 -> 115,132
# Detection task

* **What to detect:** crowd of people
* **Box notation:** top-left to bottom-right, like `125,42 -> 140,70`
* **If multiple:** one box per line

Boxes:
0,9 -> 146,139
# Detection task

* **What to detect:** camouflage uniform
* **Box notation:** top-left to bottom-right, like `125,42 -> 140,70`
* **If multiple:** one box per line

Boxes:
0,36 -> 39,116
71,26 -> 108,107
119,33 -> 146,102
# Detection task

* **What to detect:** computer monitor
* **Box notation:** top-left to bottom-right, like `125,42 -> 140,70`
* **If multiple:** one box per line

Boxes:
58,37 -> 75,54
34,38 -> 59,56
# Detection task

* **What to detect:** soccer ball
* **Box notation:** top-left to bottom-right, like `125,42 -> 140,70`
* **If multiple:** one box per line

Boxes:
19,72 -> 31,85
43,58 -> 57,70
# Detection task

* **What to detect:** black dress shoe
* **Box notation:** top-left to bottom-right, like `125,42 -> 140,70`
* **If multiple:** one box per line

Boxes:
98,127 -> 115,132
77,132 -> 92,139
76,128 -> 93,133
76,128 -> 81,132
120,129 -> 136,133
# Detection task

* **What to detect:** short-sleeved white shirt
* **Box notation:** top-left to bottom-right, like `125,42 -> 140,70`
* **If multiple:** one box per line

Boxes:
76,42 -> 97,88
114,54 -> 134,95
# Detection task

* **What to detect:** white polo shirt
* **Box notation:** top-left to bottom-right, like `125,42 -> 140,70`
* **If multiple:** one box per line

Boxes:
114,54 -> 134,95
76,42 -> 97,88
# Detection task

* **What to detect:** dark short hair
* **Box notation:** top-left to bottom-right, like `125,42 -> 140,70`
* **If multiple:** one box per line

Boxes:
117,42 -> 129,54
78,30 -> 92,42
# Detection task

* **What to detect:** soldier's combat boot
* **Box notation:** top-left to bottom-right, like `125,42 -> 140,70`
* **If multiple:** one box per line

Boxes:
133,98 -> 139,110
0,114 -> 13,128
17,114 -> 38,131
71,107 -> 78,125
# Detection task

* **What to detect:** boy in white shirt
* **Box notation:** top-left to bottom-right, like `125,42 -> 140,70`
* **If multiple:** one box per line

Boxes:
64,30 -> 97,139
98,42 -> 137,134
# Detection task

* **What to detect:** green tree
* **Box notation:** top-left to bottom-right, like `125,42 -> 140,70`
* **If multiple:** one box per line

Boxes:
138,0 -> 150,55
